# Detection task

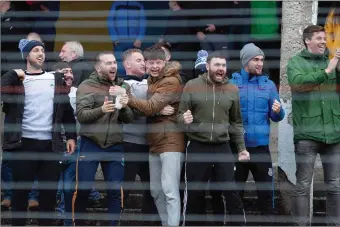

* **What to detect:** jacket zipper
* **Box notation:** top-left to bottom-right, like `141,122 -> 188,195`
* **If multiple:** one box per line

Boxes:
211,85 -> 215,141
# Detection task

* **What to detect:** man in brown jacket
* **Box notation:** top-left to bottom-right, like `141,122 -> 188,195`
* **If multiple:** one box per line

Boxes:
177,51 -> 250,226
73,51 -> 133,226
127,46 -> 185,226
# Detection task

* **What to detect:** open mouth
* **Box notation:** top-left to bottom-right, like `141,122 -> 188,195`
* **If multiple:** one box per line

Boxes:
109,70 -> 116,74
318,45 -> 326,51
215,72 -> 224,80
37,57 -> 43,62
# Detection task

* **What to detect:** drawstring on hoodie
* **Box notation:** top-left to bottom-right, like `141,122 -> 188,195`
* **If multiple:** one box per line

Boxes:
204,75 -> 223,104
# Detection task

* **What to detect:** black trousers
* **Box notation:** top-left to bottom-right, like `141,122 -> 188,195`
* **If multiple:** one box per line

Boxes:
184,141 -> 245,226
234,146 -> 276,216
10,138 -> 61,226
122,142 -> 158,222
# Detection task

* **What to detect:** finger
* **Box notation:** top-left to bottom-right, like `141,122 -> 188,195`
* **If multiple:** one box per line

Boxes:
104,96 -> 108,103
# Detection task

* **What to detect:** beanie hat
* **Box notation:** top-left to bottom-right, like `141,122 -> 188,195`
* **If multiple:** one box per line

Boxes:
195,50 -> 208,71
240,43 -> 265,67
18,39 -> 45,59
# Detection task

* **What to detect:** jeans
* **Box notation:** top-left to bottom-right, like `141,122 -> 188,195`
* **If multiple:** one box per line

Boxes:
74,137 -> 124,226
293,140 -> 340,226
149,152 -> 184,226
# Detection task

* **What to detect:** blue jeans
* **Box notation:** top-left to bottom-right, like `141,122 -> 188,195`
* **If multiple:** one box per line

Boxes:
1,159 -> 39,202
74,137 -> 124,226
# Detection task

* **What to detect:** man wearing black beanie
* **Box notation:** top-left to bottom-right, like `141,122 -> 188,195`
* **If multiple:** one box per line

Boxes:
1,39 -> 77,225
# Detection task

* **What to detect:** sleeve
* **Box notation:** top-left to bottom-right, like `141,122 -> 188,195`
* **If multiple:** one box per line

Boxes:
62,95 -> 77,141
229,89 -> 246,153
107,2 -> 118,42
176,81 -> 192,123
1,70 -> 20,104
128,78 -> 182,116
76,84 -> 105,124
268,81 -> 285,122
287,57 -> 333,92
118,84 -> 134,123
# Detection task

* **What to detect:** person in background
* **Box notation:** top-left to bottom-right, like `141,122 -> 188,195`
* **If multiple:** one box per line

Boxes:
59,41 -> 93,87
107,1 -> 146,75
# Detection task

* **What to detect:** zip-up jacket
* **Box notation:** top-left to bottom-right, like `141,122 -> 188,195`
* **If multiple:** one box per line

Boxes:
287,49 -> 340,144
107,1 -> 146,42
76,71 -> 134,148
231,69 -> 285,147
1,70 -> 77,152
177,73 -> 246,153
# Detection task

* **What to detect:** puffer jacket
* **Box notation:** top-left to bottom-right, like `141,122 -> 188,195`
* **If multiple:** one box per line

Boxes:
230,69 -> 285,147
128,61 -> 185,154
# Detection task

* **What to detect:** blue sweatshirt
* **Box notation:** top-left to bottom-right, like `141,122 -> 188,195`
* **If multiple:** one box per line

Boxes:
230,69 -> 285,147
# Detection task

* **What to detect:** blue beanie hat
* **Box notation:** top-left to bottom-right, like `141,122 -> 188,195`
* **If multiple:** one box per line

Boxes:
18,39 -> 45,59
195,50 -> 208,71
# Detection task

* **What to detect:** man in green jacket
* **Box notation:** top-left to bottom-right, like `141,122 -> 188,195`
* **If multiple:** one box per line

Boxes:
73,51 -> 134,226
177,51 -> 250,226
287,25 -> 340,226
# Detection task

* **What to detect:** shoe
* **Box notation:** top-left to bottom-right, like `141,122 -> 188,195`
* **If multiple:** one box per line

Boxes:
28,200 -> 39,211
1,199 -> 11,211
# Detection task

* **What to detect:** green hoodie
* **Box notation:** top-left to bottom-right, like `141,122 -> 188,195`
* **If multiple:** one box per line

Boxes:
177,73 -> 246,153
287,49 -> 340,144
76,71 -> 134,148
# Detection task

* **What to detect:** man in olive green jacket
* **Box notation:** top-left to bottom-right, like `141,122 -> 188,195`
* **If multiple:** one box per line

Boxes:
177,51 -> 250,226
74,51 -> 133,226
287,25 -> 340,226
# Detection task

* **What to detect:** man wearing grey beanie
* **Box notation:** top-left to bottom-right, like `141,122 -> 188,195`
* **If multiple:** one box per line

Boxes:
229,43 -> 285,223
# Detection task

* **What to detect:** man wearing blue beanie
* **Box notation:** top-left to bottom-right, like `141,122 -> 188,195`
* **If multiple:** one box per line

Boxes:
230,43 -> 285,222
1,38 -> 77,225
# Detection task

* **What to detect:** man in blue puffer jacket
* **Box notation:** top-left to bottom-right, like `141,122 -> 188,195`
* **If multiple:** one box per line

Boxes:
107,1 -> 146,75
230,43 -> 285,220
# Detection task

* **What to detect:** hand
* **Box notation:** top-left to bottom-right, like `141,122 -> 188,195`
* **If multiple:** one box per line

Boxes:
109,86 -> 126,96
334,48 -> 340,59
66,139 -> 76,154
272,99 -> 281,114
160,105 -> 175,116
133,39 -> 142,48
238,150 -> 250,161
102,96 -> 115,113
197,32 -> 206,41
119,94 -> 129,108
183,110 -> 193,124
326,57 -> 340,74
14,69 -> 25,81
205,24 -> 216,33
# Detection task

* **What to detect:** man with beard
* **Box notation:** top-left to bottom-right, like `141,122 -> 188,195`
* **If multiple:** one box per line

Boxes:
287,25 -> 340,226
230,43 -> 285,223
1,39 -> 77,225
177,51 -> 249,226
74,51 -> 134,226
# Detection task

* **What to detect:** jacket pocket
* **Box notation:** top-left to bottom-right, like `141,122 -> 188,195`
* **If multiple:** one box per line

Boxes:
332,109 -> 340,132
301,109 -> 322,133
255,92 -> 270,111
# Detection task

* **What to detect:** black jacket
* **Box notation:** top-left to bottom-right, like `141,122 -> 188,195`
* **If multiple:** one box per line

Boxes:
1,70 -> 77,152
69,58 -> 94,87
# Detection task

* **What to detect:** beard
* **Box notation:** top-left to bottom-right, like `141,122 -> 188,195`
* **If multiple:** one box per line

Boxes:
27,58 -> 43,70
208,70 -> 225,83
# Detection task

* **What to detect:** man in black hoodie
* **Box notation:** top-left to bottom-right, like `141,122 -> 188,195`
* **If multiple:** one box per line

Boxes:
1,39 -> 77,225
59,41 -> 93,87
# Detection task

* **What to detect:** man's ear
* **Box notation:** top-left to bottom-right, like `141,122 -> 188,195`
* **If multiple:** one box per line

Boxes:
206,62 -> 209,72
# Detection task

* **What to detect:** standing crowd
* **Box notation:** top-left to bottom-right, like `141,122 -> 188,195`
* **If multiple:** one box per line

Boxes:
1,1 -> 340,226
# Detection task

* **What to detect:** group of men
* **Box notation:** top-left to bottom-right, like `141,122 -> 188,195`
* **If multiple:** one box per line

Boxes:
1,24 -> 340,227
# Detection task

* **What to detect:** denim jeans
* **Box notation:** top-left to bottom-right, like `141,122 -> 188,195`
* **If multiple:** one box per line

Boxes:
293,140 -> 340,226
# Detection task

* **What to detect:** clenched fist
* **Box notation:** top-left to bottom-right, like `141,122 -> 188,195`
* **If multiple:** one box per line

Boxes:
183,110 -> 193,124
238,150 -> 250,162
14,69 -> 25,81
272,99 -> 281,114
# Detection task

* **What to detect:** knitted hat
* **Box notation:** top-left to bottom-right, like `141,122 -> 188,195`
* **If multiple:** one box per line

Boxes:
195,50 -> 208,71
18,39 -> 45,60
240,43 -> 265,67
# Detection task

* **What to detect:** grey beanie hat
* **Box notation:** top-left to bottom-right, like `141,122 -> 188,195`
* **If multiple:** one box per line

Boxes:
240,43 -> 265,67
